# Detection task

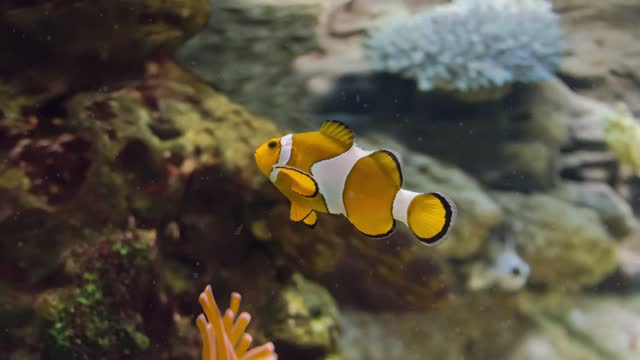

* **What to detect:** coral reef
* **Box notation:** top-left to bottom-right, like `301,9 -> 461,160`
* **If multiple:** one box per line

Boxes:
0,41 -> 285,359
364,0 -> 563,93
3,59 -> 305,357
0,60 -> 279,286
196,285 -> 277,360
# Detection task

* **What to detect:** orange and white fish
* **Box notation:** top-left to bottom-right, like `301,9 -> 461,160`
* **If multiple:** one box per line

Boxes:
254,120 -> 456,245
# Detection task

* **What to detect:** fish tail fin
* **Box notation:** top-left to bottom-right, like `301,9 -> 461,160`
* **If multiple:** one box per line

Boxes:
392,189 -> 456,246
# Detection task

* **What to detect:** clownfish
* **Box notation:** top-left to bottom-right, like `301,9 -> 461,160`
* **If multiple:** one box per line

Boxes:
254,120 -> 456,245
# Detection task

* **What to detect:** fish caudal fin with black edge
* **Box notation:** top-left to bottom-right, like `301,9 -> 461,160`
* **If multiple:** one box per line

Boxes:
392,189 -> 456,245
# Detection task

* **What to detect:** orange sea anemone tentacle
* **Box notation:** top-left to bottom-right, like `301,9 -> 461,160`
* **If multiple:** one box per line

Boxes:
230,313 -> 251,347
196,314 -> 213,360
230,292 -> 241,315
242,342 -> 277,360
196,285 -> 278,360
223,309 -> 235,336
235,334 -> 253,358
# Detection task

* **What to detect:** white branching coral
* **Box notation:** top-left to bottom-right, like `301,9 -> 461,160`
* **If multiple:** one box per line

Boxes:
364,0 -> 563,92
196,285 -> 277,360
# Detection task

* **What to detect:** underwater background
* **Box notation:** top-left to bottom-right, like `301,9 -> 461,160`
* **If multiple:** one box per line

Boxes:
2,0 -> 640,359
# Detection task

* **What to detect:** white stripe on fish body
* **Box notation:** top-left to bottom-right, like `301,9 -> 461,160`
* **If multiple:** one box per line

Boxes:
392,189 -> 420,225
269,134 -> 293,183
311,144 -> 373,215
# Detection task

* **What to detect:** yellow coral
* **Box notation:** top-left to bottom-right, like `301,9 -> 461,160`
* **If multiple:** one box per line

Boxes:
604,103 -> 640,176
196,285 -> 277,360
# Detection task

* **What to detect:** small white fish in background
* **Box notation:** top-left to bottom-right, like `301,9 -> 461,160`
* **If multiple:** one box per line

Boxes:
468,236 -> 530,291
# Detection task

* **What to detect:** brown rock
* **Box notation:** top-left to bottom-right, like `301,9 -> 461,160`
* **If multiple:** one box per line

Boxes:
495,192 -> 618,290
554,0 -> 640,114
0,0 -> 209,104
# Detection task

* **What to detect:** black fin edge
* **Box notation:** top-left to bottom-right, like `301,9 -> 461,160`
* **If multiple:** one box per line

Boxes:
353,219 -> 396,239
291,207 -> 313,223
303,219 -> 317,229
378,149 -> 403,187
320,120 -> 355,141
322,119 -> 353,133
416,192 -> 456,246
302,211 -> 318,229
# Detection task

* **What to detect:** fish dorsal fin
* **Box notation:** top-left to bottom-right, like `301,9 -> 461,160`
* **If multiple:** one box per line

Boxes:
274,165 -> 318,197
369,150 -> 403,188
319,120 -> 355,149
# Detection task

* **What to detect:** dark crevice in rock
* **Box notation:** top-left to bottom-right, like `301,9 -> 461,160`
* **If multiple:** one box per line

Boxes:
85,100 -> 116,122
148,118 -> 182,140
34,94 -> 72,124
116,139 -> 159,181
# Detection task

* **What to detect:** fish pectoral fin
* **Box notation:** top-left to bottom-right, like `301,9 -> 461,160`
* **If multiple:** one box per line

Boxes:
303,211 -> 318,229
290,202 -> 313,223
369,150 -> 403,187
274,165 -> 318,197
319,120 -> 355,149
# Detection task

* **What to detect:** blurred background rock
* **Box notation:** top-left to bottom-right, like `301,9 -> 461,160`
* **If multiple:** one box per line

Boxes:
2,0 -> 640,359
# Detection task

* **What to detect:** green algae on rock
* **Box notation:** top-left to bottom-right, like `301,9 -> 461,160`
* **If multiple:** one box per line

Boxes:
35,228 -> 155,359
1,60 -> 279,228
9,57 -> 325,357
63,61 -> 279,225
0,60 -> 291,358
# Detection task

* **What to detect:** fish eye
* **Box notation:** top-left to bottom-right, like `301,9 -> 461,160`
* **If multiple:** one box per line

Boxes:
268,140 -> 278,149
